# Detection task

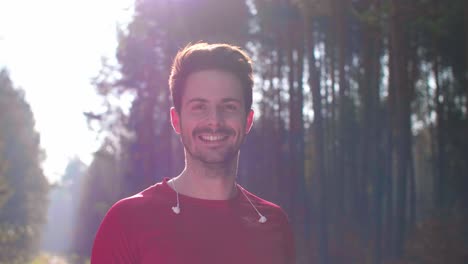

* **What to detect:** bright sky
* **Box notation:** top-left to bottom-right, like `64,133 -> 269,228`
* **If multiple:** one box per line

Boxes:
0,0 -> 134,183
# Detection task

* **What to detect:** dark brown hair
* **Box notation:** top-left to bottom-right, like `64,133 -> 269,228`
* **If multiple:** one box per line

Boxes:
168,42 -> 253,114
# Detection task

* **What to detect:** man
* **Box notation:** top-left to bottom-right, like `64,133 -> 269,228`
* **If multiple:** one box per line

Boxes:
91,43 -> 295,264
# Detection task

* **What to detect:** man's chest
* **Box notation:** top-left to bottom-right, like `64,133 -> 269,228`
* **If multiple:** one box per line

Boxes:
137,210 -> 288,264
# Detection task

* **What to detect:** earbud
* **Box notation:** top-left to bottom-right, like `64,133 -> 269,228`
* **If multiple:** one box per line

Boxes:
172,206 -> 180,214
170,179 -> 181,215
258,215 -> 267,223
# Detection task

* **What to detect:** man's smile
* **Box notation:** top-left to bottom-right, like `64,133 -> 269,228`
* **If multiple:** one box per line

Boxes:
198,134 -> 230,142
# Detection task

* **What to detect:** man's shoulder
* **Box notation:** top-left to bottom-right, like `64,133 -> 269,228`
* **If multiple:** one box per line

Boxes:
238,187 -> 292,227
106,181 -> 169,219
239,186 -> 285,214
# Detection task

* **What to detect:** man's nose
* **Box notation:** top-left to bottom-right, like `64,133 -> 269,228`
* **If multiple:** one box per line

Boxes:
206,108 -> 224,126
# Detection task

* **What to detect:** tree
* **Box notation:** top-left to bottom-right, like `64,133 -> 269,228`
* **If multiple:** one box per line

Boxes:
71,141 -> 123,260
0,69 -> 49,263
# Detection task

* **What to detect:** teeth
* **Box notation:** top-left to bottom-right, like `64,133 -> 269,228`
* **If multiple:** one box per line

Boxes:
201,135 -> 225,141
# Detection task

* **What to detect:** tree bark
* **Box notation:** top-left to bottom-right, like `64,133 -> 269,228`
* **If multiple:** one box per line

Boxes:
360,1 -> 383,262
465,2 -> 468,118
434,51 -> 445,210
335,0 -> 347,220
287,11 -> 297,218
389,0 -> 411,257
306,17 -> 329,264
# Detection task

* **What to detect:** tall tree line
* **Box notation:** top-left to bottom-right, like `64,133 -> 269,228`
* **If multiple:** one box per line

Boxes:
75,0 -> 468,263
0,69 -> 49,263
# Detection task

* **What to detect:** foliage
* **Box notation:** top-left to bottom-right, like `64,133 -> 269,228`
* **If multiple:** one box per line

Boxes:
0,69 -> 49,264
71,142 -> 123,259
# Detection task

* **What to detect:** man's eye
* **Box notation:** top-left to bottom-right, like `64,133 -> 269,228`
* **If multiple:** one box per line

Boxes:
225,104 -> 238,111
192,104 -> 206,111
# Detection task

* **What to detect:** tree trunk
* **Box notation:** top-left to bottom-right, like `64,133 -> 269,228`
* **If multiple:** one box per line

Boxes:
386,1 -> 397,257
360,1 -> 383,262
326,19 -> 338,224
287,13 -> 297,218
296,14 -> 311,243
434,52 -> 445,210
465,3 -> 468,118
135,72 -> 158,189
307,17 -> 329,264
389,0 -> 411,257
275,39 -> 285,199
332,2 -> 348,262
463,2 -> 468,178
335,0 -> 347,221
407,38 -> 418,230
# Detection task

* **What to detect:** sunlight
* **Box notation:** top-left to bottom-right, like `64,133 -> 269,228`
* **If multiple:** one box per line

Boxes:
0,0 -> 134,183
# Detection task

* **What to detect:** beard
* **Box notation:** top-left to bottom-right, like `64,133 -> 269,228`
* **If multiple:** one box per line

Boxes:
180,125 -> 243,165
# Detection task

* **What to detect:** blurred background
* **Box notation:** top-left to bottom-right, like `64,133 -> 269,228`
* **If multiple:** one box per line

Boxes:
0,0 -> 467,263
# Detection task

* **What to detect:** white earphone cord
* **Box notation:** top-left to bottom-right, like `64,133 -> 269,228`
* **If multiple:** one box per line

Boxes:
239,185 -> 267,223
170,179 -> 267,223
171,180 -> 181,214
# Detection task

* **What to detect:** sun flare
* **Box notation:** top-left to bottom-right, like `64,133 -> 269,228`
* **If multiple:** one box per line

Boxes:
0,0 -> 134,183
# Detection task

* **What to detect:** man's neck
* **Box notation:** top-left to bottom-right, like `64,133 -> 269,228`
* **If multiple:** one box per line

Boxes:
170,156 -> 239,200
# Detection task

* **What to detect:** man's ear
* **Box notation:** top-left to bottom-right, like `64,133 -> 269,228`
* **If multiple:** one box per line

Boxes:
170,107 -> 181,134
245,109 -> 254,134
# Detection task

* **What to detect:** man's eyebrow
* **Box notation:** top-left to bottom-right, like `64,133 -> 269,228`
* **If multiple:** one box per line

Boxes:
221,98 -> 242,104
185,98 -> 242,104
185,98 -> 208,105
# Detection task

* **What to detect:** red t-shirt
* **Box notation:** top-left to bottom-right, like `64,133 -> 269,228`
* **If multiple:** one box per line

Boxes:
91,178 -> 295,264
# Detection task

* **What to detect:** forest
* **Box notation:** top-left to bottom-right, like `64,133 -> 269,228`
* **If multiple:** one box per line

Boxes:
0,0 -> 467,263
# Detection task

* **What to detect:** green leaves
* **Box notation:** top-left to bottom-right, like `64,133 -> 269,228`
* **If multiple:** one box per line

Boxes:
0,69 -> 49,263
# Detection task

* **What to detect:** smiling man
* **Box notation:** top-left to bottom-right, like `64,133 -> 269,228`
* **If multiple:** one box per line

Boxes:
91,43 -> 295,264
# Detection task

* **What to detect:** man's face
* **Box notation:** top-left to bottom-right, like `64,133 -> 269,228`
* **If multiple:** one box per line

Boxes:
170,69 -> 254,164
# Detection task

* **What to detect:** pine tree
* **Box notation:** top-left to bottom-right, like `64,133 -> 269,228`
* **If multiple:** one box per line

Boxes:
0,69 -> 49,263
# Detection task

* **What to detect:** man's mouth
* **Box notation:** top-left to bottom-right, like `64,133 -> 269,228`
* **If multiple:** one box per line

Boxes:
198,134 -> 229,142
